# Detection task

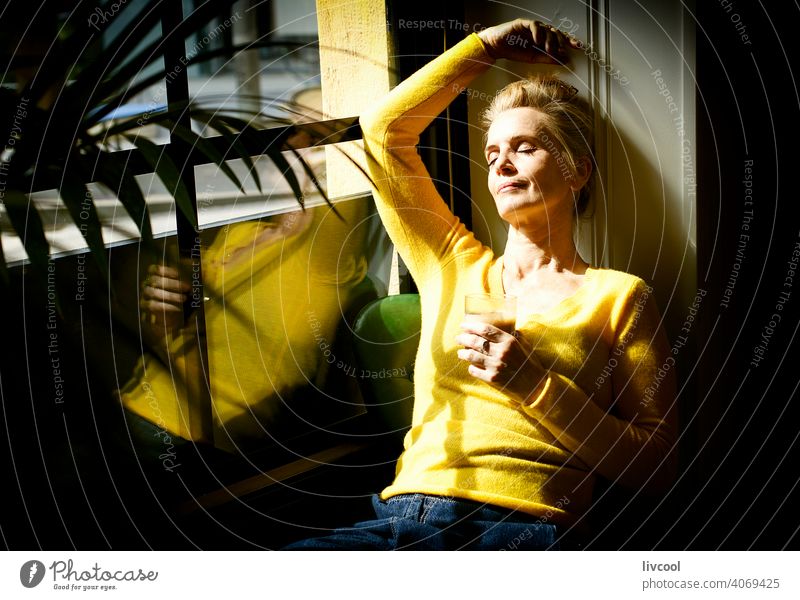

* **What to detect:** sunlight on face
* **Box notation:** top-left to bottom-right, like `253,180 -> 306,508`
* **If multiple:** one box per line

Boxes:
485,107 -> 575,231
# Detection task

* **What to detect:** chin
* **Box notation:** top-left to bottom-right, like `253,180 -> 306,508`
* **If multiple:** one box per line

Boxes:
495,200 -> 540,225
497,212 -> 528,231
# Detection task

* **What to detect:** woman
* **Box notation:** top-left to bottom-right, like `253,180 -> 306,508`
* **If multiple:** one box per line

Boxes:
287,19 -> 677,550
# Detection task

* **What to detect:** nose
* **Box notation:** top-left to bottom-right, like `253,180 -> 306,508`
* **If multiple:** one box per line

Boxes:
493,150 -> 516,175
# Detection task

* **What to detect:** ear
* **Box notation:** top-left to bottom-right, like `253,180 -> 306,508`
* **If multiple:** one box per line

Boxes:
570,156 -> 592,191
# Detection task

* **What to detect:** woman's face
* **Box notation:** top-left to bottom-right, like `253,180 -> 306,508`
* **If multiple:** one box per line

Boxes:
485,107 -> 577,231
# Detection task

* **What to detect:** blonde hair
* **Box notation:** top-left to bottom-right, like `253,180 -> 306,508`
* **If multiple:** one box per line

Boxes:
481,76 -> 595,216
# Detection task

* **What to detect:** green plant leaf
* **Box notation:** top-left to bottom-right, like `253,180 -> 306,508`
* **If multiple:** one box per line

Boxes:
192,113 -> 271,151
124,134 -> 197,229
210,115 -> 308,208
3,190 -> 51,277
56,172 -> 110,286
264,145 -> 305,209
163,118 -> 245,193
284,144 -> 338,213
190,111 -> 261,192
91,154 -> 155,253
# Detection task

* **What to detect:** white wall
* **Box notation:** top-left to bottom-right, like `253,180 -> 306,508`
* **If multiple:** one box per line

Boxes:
463,0 -> 696,338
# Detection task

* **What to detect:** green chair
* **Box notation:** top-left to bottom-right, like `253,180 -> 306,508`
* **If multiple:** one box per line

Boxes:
352,294 -> 420,434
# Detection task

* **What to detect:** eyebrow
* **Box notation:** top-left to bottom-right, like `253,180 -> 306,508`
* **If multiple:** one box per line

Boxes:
484,134 -> 540,155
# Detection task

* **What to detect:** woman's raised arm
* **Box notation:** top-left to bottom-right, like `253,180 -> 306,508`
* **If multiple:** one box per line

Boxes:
360,20 -> 579,286
359,33 -> 493,286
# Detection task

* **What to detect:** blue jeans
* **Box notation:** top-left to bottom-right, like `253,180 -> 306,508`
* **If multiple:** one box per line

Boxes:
284,493 -> 566,550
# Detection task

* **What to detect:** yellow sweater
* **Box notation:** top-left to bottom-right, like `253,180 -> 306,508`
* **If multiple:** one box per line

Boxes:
360,33 -> 677,526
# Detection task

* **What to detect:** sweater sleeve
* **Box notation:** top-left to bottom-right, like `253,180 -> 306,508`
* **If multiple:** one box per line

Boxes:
359,33 -> 494,286
522,280 -> 679,493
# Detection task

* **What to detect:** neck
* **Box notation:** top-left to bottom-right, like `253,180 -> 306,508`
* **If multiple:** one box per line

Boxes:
502,222 -> 588,286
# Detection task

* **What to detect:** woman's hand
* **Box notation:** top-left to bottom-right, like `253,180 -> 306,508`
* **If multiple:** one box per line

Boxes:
140,264 -> 190,335
478,19 -> 581,63
456,321 -> 549,404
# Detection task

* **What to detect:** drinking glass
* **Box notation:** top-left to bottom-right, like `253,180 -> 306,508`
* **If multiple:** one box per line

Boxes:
464,293 -> 517,333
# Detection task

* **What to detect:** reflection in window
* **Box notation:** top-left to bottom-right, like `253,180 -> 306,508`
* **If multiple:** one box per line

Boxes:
118,196 -> 384,452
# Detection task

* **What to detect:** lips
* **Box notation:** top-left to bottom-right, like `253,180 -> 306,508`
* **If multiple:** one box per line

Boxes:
497,180 -> 526,193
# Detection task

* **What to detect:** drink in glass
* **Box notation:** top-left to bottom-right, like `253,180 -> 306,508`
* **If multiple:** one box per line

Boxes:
464,294 -> 517,333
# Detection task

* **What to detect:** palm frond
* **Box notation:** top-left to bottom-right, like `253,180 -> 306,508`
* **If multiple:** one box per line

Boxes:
189,112 -> 262,192
90,153 -> 156,255
3,190 -> 51,281
162,119 -> 245,194
124,134 -> 197,229
56,170 -> 110,286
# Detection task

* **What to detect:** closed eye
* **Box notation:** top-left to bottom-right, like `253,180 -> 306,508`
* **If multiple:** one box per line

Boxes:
486,144 -> 536,167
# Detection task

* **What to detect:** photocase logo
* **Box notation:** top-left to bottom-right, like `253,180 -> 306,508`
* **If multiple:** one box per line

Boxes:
19,560 -> 46,588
